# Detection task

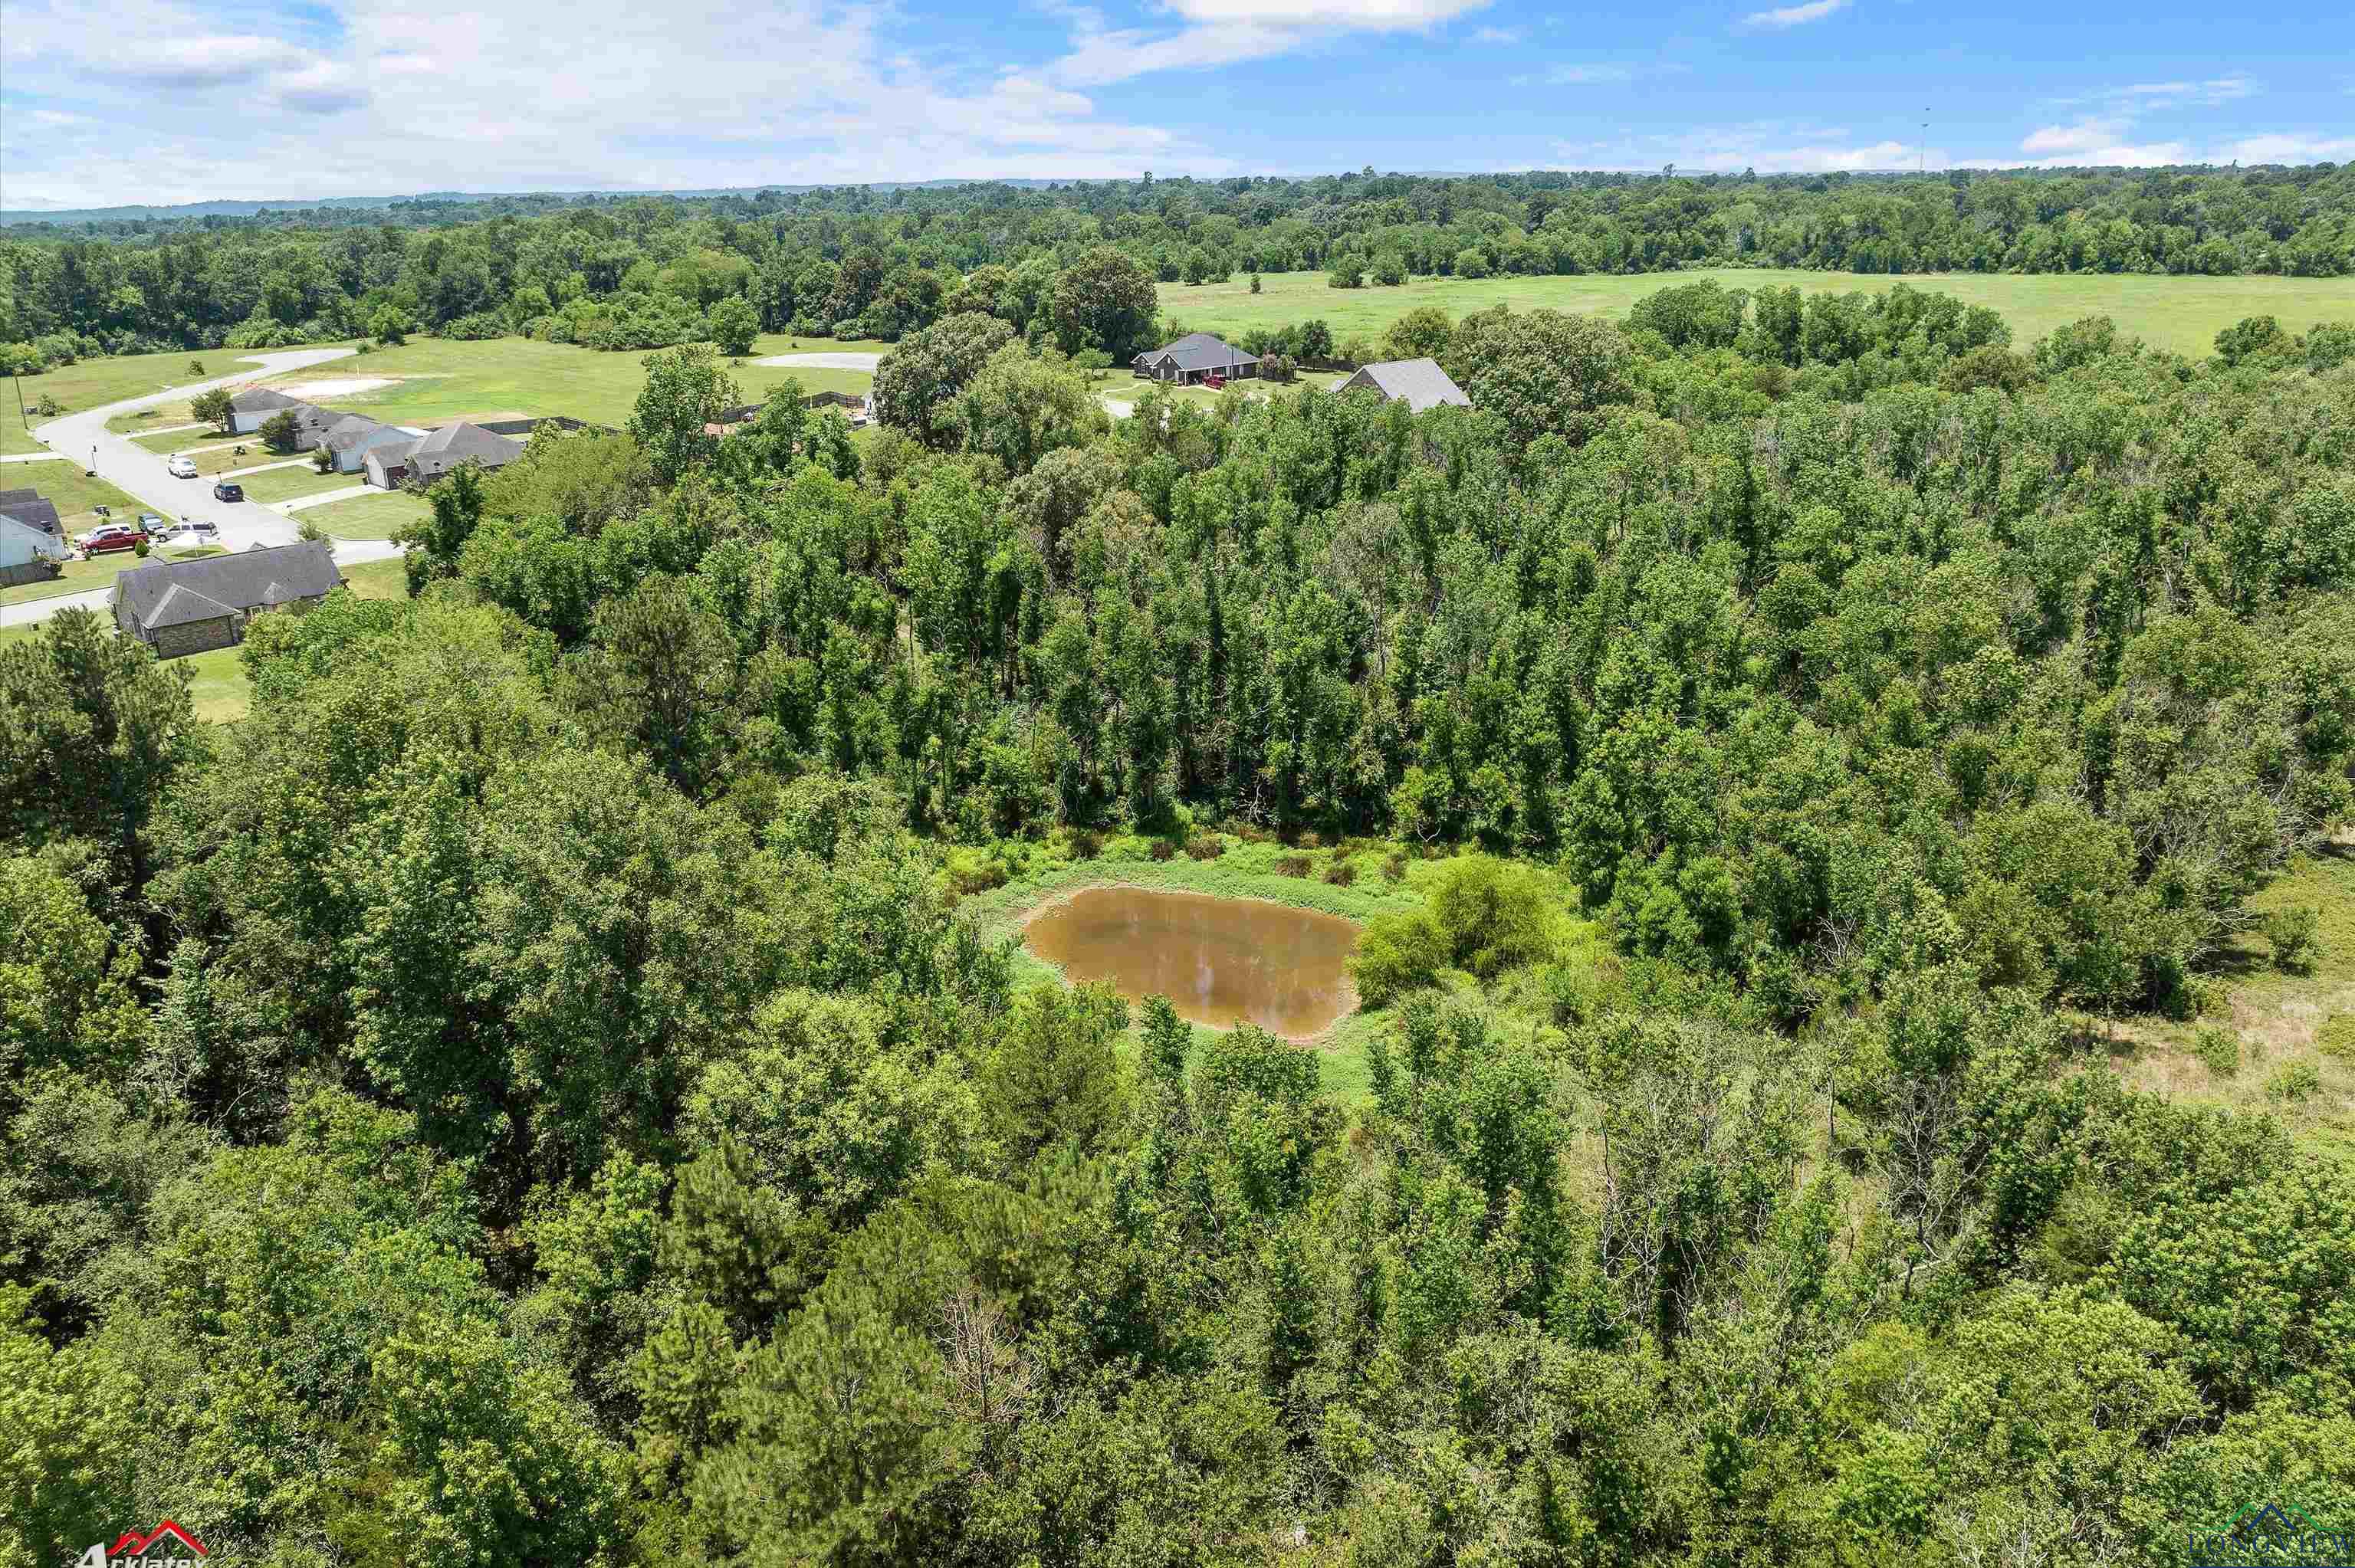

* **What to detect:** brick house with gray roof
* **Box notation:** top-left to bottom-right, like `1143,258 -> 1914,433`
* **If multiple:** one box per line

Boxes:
112,540 -> 345,658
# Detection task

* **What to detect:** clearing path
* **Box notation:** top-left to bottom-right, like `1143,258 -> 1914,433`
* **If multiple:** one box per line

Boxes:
752,351 -> 881,371
273,376 -> 418,399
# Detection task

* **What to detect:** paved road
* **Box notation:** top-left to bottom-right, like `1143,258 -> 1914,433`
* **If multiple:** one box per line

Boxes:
32,347 -> 358,555
8,346 -> 409,631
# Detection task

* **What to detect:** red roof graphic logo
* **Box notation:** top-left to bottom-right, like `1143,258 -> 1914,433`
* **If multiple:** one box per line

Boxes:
110,1520 -> 208,1557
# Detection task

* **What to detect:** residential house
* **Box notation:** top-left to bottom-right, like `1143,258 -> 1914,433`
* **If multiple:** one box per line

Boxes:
0,510 -> 69,587
1131,333 -> 1259,385
317,414 -> 419,474
228,387 -> 308,434
1337,358 -> 1472,413
112,541 -> 345,659
0,487 -> 67,546
367,422 -> 525,488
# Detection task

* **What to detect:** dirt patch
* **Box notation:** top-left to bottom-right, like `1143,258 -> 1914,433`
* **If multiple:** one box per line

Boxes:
270,376 -> 408,399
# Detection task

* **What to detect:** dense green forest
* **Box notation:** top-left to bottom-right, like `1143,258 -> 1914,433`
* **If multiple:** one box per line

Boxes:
6,162 -> 2354,370
6,280 -> 2355,1565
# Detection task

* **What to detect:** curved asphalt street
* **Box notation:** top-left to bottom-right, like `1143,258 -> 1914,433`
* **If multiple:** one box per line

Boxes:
5,346 -> 407,628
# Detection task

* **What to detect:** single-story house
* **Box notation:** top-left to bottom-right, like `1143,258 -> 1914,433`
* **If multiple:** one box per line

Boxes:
1338,358 -> 1472,413
317,414 -> 419,474
228,386 -> 309,434
0,510 -> 70,586
1132,333 -> 1259,385
0,487 -> 66,544
367,421 -> 525,488
112,540 -> 345,659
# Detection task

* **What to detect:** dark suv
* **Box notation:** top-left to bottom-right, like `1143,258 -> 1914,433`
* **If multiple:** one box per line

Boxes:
212,481 -> 245,502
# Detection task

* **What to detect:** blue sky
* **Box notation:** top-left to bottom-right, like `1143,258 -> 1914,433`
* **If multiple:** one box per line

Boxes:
1,0 -> 2350,208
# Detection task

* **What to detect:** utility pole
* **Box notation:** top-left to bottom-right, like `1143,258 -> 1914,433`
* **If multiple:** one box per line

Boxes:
1920,110 -> 1929,175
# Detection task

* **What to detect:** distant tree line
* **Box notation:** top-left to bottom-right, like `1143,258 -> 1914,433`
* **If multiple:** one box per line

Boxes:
5,162 -> 2352,372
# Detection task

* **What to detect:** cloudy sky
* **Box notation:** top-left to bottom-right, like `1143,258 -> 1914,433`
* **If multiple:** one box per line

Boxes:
1,0 -> 2350,209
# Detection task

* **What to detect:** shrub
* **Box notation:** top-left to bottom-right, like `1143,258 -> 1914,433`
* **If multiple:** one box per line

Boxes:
944,846 -> 1008,897
2195,1025 -> 2239,1080
1350,909 -> 1449,1008
2316,1015 -> 2355,1060
1382,852 -> 1407,884
1069,830 -> 1102,861
1428,855 -> 1561,979
1323,858 -> 1355,887
1276,854 -> 1311,878
2265,905 -> 2321,973
1148,838 -> 1178,862
2266,1060 -> 2321,1104
1184,835 -> 1224,861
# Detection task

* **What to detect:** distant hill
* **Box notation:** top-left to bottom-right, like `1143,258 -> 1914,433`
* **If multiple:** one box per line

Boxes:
0,179 -> 1076,226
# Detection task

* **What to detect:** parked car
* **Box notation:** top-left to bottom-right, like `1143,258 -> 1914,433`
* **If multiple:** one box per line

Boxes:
212,481 -> 245,502
77,520 -> 149,556
153,518 -> 220,546
167,454 -> 199,478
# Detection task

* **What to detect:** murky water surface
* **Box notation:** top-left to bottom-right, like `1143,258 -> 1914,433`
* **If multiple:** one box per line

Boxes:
1022,885 -> 1361,1038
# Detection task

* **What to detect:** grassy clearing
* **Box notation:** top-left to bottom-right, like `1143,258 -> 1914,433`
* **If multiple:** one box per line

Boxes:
5,349 -> 229,453
1158,268 -> 2355,359
2115,832 -> 2355,1160
0,544 -> 225,609
302,491 -> 429,540
237,464 -> 361,504
177,644 -> 251,723
338,555 -> 410,599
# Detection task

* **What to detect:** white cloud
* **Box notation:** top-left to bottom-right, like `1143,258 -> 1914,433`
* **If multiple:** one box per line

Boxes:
1557,122 -> 1927,173
1472,25 -> 1524,42
1167,0 -> 1486,23
2218,132 -> 2355,163
1537,62 -> 1637,84
2020,117 -> 2129,155
1043,0 -> 1493,88
0,0 -> 1240,208
1739,0 -> 1849,28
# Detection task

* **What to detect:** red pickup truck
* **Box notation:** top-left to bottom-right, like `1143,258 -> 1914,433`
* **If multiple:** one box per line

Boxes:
77,520 -> 150,556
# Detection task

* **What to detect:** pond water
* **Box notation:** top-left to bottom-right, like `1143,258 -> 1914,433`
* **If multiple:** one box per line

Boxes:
1021,885 -> 1362,1038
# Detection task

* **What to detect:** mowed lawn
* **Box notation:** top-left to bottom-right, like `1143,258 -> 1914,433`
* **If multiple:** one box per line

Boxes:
236,464 -> 363,504
3,466 -> 156,539
1158,269 -> 2355,359
300,490 -> 429,540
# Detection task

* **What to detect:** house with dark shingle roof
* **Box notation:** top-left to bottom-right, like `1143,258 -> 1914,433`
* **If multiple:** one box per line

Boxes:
1132,332 -> 1258,385
112,540 -> 344,658
228,386 -> 309,433
367,421 -> 525,488
317,413 -> 419,474
1338,358 -> 1472,413
0,487 -> 66,543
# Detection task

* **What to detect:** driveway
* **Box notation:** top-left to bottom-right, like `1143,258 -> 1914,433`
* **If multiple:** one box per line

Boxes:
752,351 -> 881,371
32,346 -> 357,558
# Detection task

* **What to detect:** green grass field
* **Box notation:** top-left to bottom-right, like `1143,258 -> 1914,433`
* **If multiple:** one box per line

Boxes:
1159,269 -> 2355,359
301,491 -> 429,540
2,467 -> 157,543
5,349 -> 232,453
235,464 -> 360,504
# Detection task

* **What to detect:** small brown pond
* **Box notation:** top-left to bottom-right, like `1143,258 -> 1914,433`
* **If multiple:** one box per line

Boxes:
1021,885 -> 1361,1038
